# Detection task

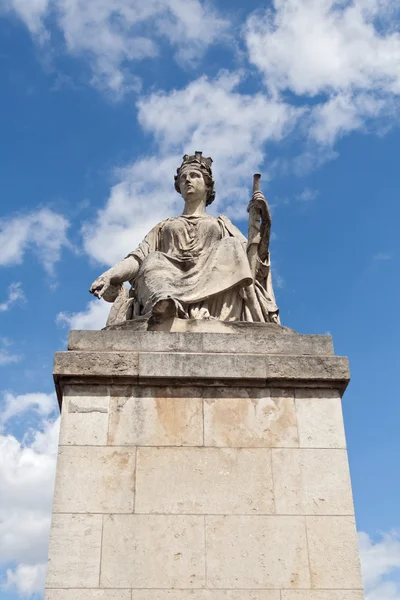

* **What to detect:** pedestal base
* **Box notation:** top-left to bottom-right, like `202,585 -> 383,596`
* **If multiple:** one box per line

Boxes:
46,324 -> 364,599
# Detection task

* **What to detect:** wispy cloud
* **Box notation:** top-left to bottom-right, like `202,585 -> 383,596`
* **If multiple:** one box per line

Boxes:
0,338 -> 21,366
0,208 -> 70,276
0,282 -> 26,312
297,188 -> 319,203
373,252 -> 392,261
0,391 -> 56,432
359,530 -> 400,599
57,298 -> 110,330
2,0 -> 229,96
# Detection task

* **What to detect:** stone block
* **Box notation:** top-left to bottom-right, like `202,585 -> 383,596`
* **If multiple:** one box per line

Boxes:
282,593 -> 365,600
135,447 -> 274,514
131,592 -> 280,600
59,386 -> 109,446
46,514 -> 102,588
69,327 -> 333,356
46,592 -> 131,600
137,353 -> 349,385
272,449 -> 354,515
203,388 -> 298,447
138,352 -> 266,380
306,516 -> 363,588
53,447 -> 135,513
108,387 -> 203,446
69,330 -> 203,353
101,514 -> 205,588
54,351 -> 139,377
206,515 -> 310,588
201,332 -> 334,356
265,356 -> 349,384
295,390 -> 346,448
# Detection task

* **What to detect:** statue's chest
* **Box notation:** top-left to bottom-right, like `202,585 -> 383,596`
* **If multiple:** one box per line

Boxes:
160,217 -> 222,254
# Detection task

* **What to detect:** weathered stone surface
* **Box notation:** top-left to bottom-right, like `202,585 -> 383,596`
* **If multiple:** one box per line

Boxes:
108,387 -> 203,446
46,591 -> 131,600
138,352 -> 267,380
206,515 -> 310,588
201,332 -> 333,355
272,449 -> 354,515
203,388 -> 298,447
135,447 -> 274,514
306,516 -> 363,589
68,327 -> 333,356
101,514 -> 205,588
53,447 -> 135,513
265,355 -> 349,383
148,319 -> 288,334
59,387 -> 109,446
69,329 -> 203,353
54,351 -> 139,377
46,514 -> 102,588
282,593 -> 365,600
295,390 -> 346,448
138,352 -> 348,384
131,592 -> 280,600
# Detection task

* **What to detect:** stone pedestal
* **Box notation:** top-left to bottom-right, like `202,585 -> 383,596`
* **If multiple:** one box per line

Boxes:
46,322 -> 365,600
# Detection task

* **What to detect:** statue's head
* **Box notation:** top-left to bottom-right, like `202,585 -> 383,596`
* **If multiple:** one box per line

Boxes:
174,151 -> 215,206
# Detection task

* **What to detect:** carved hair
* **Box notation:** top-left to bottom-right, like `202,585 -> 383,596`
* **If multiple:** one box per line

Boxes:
174,151 -> 216,206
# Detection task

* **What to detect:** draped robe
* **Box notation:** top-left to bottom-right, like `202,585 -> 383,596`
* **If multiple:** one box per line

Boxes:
119,213 -> 279,323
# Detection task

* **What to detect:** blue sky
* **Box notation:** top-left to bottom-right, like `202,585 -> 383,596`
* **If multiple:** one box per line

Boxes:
0,0 -> 399,598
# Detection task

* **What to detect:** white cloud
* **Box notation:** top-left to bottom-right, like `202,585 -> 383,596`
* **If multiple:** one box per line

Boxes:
245,0 -> 400,144
0,282 -> 26,312
83,71 -> 301,265
0,0 -> 50,40
0,338 -> 21,366
297,188 -> 319,203
2,0 -> 229,95
0,401 -> 59,598
246,0 -> 400,97
0,391 -> 56,432
57,298 -> 110,330
0,350 -> 20,366
0,208 -> 70,276
3,562 -> 47,597
359,530 -> 400,599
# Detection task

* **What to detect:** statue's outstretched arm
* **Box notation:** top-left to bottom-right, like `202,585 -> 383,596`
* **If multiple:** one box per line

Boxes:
89,256 -> 139,300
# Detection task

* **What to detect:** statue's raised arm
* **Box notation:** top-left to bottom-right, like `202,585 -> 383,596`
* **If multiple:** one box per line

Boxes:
89,151 -> 279,327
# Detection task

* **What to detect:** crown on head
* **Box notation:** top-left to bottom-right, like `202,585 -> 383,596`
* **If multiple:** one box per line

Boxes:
179,151 -> 213,174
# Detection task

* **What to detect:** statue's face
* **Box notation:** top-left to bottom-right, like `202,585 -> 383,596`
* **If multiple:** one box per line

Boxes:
179,167 -> 207,203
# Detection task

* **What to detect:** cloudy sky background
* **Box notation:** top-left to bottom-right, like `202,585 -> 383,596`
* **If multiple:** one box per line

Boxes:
0,0 -> 399,598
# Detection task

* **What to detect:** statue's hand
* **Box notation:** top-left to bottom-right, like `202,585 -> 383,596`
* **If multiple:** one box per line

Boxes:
89,274 -> 113,300
247,191 -> 271,225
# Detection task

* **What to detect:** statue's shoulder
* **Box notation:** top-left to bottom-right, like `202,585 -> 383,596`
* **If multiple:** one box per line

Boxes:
148,216 -> 174,234
218,214 -> 247,242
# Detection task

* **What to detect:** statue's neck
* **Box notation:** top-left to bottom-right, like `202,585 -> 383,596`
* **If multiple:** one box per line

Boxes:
181,196 -> 207,217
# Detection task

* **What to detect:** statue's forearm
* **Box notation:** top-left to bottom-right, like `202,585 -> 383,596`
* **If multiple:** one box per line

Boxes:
106,256 -> 139,284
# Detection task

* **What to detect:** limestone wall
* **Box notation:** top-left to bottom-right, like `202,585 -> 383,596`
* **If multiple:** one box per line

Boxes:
45,378 -> 364,599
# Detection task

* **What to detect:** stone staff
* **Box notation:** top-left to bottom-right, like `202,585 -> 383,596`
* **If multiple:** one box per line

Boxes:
247,173 -> 271,280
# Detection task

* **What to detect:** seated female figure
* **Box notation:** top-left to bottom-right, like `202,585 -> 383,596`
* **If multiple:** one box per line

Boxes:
89,152 -> 279,325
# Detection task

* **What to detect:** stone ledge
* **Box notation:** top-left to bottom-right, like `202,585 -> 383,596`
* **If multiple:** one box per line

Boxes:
54,350 -> 349,407
68,326 -> 334,356
54,351 -> 348,382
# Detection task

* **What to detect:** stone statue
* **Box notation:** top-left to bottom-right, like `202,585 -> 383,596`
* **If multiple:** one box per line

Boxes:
89,152 -> 279,326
